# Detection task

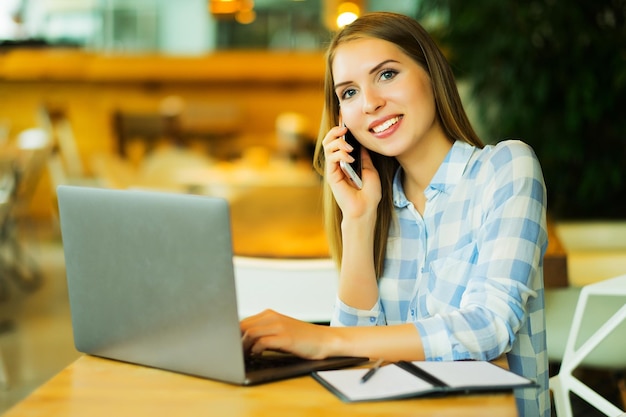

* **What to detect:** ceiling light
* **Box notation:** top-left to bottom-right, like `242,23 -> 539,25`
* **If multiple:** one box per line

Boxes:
336,2 -> 359,28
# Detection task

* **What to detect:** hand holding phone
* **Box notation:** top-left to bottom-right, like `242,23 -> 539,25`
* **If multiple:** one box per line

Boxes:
339,125 -> 363,189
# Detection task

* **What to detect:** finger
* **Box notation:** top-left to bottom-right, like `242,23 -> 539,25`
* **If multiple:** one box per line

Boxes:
241,309 -> 288,337
321,125 -> 347,147
323,141 -> 352,162
241,323 -> 278,354
242,318 -> 293,356
240,309 -> 280,351
249,335 -> 290,355
242,334 -> 253,354
240,309 -> 278,329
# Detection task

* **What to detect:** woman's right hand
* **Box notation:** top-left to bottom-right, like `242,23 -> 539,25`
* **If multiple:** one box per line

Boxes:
322,125 -> 382,220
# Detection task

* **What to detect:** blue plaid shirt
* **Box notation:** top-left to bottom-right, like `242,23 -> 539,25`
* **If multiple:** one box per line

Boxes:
331,140 -> 549,417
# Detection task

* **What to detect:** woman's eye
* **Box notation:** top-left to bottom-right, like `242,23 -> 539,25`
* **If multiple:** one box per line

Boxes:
341,88 -> 357,100
380,70 -> 397,81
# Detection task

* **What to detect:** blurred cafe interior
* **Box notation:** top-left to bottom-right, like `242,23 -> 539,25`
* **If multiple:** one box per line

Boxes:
1,0 -> 625,415
0,0 -> 427,255
0,0 -> 423,411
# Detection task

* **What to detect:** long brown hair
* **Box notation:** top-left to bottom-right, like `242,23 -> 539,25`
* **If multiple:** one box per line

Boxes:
313,12 -> 483,277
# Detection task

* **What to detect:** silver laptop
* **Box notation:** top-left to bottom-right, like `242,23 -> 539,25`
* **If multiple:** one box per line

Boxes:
57,185 -> 366,385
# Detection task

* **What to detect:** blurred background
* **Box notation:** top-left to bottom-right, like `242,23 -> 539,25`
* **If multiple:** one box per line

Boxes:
1,0 -> 625,415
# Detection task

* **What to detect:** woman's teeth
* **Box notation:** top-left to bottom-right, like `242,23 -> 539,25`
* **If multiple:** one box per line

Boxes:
372,116 -> 399,133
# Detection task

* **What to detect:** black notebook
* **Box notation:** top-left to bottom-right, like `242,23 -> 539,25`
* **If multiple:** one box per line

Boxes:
312,360 -> 536,403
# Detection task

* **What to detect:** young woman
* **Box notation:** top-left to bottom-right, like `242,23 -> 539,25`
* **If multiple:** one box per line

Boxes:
241,12 -> 549,417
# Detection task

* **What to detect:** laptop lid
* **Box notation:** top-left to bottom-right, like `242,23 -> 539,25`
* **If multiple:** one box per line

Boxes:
57,186 -> 366,385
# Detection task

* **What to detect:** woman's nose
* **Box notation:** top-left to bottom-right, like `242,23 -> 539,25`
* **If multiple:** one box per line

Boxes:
362,88 -> 384,114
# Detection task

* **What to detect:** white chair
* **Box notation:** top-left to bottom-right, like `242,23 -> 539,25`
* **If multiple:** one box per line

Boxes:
233,256 -> 338,323
548,274 -> 626,417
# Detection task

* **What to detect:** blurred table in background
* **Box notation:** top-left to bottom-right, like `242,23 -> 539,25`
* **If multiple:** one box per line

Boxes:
174,158 -> 328,259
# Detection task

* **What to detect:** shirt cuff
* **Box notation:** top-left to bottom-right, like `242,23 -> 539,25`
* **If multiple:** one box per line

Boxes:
415,317 -> 454,361
330,295 -> 385,327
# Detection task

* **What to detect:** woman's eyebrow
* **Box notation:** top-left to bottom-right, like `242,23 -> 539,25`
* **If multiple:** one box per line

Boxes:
369,59 -> 399,75
333,59 -> 400,91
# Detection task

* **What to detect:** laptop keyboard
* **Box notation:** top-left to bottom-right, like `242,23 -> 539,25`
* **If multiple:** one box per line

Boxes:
244,354 -> 309,371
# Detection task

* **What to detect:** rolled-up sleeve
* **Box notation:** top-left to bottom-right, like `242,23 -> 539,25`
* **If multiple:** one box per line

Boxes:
330,296 -> 386,327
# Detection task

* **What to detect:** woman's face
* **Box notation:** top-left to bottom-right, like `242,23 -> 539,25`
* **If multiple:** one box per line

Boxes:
332,37 -> 442,159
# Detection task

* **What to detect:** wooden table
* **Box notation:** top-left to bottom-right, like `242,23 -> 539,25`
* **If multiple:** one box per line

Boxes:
3,355 -> 519,417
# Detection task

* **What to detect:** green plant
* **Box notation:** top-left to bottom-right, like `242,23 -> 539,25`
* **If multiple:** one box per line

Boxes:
417,1 -> 626,219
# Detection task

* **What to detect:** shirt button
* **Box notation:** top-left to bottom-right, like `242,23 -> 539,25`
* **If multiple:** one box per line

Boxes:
369,317 -> 376,323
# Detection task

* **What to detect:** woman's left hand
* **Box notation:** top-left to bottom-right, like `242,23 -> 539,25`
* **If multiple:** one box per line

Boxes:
240,309 -> 337,360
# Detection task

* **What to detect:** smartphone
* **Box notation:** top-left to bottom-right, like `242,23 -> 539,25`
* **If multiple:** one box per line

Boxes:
339,125 -> 363,189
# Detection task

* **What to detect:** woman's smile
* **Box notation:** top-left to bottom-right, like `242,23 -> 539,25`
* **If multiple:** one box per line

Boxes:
370,115 -> 403,136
